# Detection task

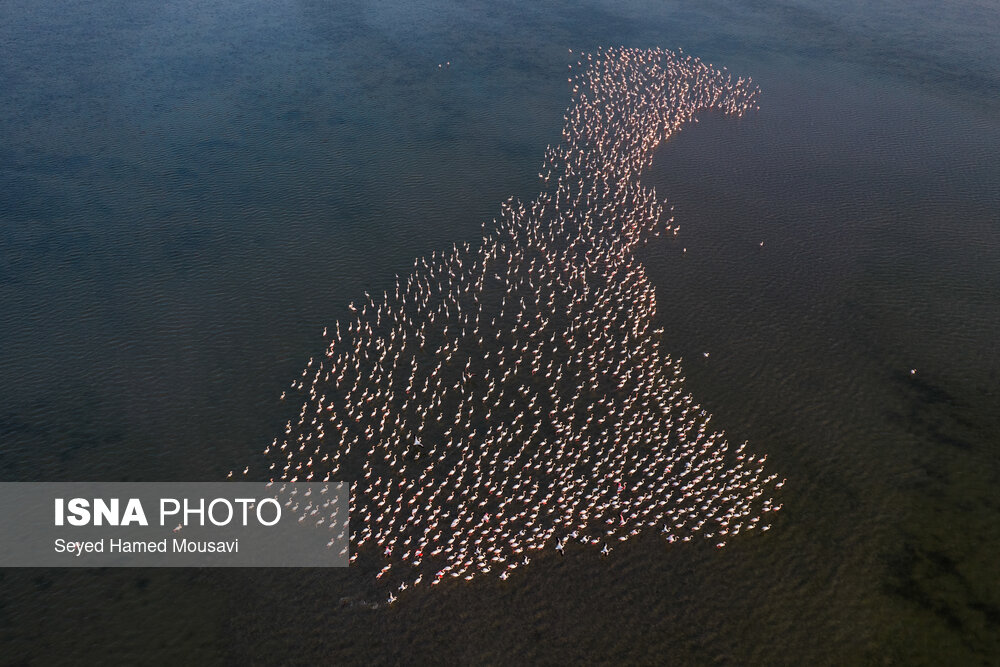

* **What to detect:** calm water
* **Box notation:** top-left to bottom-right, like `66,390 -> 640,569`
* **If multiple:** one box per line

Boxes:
2,0 -> 998,663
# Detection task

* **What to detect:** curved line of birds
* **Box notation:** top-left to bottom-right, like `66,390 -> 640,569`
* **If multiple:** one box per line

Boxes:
235,46 -> 784,606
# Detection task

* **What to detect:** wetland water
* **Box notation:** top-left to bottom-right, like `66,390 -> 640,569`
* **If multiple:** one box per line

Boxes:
1,0 -> 998,663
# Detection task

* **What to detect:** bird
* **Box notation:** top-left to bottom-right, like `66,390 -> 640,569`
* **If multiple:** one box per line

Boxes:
244,46 -> 779,605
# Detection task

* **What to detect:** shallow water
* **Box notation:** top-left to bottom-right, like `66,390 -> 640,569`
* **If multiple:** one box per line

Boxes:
2,0 -> 998,663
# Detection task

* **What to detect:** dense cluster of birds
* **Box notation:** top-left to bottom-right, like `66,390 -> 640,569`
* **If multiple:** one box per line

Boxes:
242,47 -> 781,605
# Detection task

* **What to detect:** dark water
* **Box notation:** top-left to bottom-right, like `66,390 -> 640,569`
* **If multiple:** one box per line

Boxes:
2,0 -> 998,663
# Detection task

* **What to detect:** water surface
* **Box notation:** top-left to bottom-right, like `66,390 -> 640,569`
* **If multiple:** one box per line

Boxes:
1,0 -> 998,663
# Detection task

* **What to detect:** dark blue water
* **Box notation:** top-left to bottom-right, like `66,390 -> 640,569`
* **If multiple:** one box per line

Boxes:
2,0 -> 998,663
